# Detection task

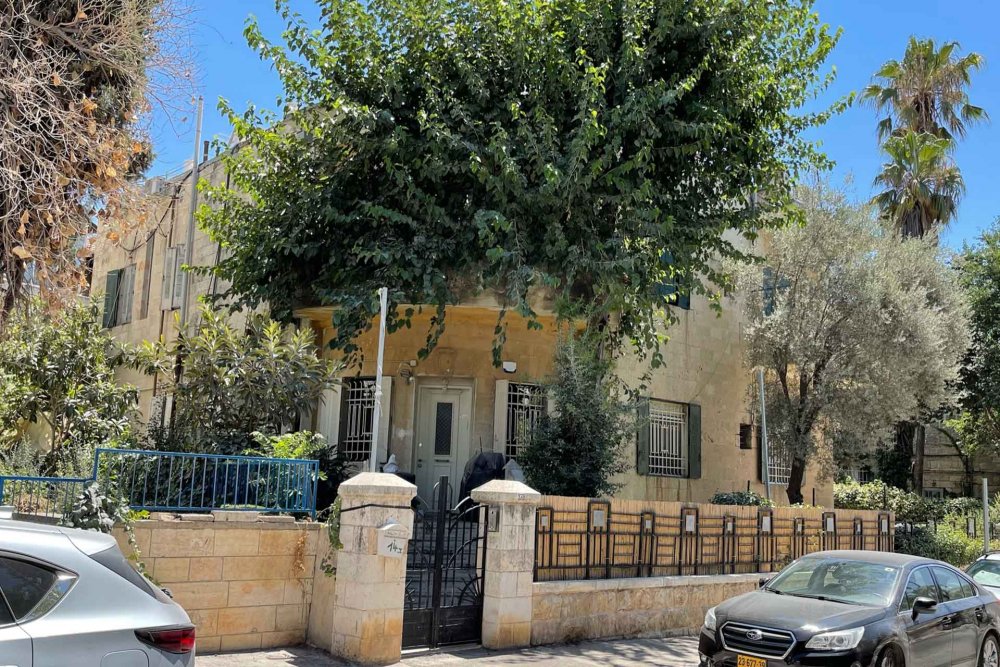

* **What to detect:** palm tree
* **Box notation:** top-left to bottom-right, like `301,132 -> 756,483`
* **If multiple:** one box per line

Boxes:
872,131 -> 965,238
862,37 -> 987,143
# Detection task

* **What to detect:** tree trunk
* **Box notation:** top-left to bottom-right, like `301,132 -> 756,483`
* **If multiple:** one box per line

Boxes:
785,455 -> 807,505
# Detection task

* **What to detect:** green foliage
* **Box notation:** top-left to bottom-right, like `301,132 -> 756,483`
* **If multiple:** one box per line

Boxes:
0,298 -> 138,475
320,496 -> 343,577
736,183 -> 968,503
201,0 -> 843,365
895,521 -> 983,568
519,334 -> 631,498
63,480 -> 130,534
247,430 -> 353,510
834,480 -> 981,524
135,306 -> 338,454
954,221 -> 1000,457
710,490 -> 774,508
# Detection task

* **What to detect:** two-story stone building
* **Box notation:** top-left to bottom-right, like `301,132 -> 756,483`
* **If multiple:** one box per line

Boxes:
92,151 -> 833,506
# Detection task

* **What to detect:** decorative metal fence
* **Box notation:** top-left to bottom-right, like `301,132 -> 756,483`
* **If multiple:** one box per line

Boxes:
534,496 -> 893,582
0,448 -> 320,520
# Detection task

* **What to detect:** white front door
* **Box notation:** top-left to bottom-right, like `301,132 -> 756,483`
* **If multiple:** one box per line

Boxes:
413,381 -> 473,503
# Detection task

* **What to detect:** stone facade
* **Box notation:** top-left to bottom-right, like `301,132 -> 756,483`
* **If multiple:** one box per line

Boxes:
93,160 -> 834,508
530,574 -> 760,645
112,515 -> 326,654
922,425 -> 1000,498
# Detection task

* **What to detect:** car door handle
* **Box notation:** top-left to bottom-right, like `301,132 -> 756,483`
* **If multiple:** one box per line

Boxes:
940,615 -> 954,626
976,607 -> 986,622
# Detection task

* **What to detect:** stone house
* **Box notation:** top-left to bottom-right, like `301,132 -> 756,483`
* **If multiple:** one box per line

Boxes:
91,152 -> 833,507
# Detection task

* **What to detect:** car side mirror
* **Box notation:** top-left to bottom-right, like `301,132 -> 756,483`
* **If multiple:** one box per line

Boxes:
759,576 -> 773,589
912,596 -> 937,619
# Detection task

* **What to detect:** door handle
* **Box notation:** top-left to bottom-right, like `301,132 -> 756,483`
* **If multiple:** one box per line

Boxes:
940,615 -> 954,626
976,607 -> 986,621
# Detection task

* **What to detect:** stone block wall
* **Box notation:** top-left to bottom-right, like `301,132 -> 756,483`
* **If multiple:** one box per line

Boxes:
113,515 -> 326,654
530,574 -> 759,646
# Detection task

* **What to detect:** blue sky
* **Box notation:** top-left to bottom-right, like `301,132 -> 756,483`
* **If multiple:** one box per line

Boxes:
150,0 -> 1000,250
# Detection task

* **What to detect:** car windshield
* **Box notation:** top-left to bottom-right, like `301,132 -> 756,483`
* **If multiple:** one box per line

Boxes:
968,560 -> 1000,588
764,557 -> 901,606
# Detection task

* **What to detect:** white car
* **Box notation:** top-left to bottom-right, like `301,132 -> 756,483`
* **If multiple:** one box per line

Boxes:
0,518 -> 195,667
967,551 -> 1000,598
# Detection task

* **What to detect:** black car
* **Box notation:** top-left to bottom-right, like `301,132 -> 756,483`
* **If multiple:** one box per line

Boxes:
698,550 -> 1000,667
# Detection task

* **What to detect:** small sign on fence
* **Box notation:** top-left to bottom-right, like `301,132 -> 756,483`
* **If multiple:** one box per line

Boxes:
378,534 -> 406,558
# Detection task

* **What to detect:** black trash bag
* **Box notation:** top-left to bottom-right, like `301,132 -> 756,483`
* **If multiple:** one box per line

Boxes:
459,452 -> 507,504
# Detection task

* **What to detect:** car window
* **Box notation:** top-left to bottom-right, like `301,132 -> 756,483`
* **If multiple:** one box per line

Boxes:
959,576 -> 976,599
0,590 -> 13,626
0,557 -> 59,619
933,566 -> 969,602
765,557 -> 900,606
968,560 -> 1000,588
902,567 -> 938,611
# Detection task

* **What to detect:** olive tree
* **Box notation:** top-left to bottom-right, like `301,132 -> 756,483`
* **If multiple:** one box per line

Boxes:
735,184 -> 968,504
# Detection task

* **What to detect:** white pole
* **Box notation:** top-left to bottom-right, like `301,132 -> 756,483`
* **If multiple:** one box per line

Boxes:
984,477 -> 991,554
758,368 -> 771,501
179,96 -> 204,331
369,287 -> 389,472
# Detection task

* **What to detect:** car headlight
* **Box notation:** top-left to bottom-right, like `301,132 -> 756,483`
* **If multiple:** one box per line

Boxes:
805,627 -> 864,651
704,607 -> 717,632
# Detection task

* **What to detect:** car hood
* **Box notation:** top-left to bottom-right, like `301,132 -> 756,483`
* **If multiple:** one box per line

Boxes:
717,591 -> 887,637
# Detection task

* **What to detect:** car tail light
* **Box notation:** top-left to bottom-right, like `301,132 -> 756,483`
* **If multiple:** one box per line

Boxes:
135,626 -> 196,654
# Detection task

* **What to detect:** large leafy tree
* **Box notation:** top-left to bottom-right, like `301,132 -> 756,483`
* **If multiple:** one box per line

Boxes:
737,184 -> 968,504
0,299 -> 138,476
201,0 -> 842,364
952,222 -> 1000,474
0,1 -> 189,320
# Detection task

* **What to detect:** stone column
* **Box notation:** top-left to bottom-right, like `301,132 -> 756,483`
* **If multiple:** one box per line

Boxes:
329,472 -> 416,666
471,479 -> 541,650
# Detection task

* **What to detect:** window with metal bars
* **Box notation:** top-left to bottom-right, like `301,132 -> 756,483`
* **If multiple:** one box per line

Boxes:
768,446 -> 792,486
338,377 -> 377,462
504,383 -> 547,459
648,400 -> 688,477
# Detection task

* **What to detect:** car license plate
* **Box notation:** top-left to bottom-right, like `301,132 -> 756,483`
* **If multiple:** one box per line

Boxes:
737,656 -> 767,667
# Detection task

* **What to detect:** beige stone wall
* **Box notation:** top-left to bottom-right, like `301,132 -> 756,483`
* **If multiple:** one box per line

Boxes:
91,157 -> 236,420
531,574 -> 759,645
923,426 -> 1000,497
113,516 -> 326,654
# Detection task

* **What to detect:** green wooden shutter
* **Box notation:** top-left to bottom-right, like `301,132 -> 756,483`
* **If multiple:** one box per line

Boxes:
636,399 -> 650,475
102,270 -> 121,328
687,403 -> 701,479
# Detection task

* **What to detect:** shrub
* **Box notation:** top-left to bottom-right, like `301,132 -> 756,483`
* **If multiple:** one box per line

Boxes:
519,334 -> 632,498
246,431 -> 352,512
710,490 -> 774,508
894,520 -> 983,568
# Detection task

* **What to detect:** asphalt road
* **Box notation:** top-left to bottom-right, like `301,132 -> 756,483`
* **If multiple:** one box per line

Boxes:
197,636 -> 702,666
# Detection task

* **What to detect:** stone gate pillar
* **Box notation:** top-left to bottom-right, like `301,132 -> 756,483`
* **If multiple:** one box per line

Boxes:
329,472 -> 416,666
472,480 -> 541,650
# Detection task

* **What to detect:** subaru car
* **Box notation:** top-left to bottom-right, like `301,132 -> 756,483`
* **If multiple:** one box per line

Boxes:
0,518 -> 195,667
699,550 -> 1000,667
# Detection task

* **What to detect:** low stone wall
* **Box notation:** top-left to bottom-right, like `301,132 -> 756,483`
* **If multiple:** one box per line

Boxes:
113,514 -> 325,654
530,573 -> 759,646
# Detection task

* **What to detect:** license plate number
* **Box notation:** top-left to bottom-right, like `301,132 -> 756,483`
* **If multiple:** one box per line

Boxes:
737,656 -> 767,667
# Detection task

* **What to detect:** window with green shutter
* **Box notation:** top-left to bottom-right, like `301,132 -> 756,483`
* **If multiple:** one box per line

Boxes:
637,398 -> 700,478
102,269 -> 121,328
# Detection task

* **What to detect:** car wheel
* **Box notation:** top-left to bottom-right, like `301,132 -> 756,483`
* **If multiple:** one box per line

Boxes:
878,645 -> 902,667
982,635 -> 1000,667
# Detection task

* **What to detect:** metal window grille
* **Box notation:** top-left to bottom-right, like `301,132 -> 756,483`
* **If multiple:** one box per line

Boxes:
768,447 -> 792,486
648,400 -> 688,477
505,383 -> 547,459
339,377 -> 376,461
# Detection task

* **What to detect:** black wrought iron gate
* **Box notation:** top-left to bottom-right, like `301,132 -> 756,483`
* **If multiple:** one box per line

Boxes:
403,477 -> 487,649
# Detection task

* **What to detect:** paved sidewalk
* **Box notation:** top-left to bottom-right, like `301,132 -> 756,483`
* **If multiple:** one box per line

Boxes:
198,636 -> 701,666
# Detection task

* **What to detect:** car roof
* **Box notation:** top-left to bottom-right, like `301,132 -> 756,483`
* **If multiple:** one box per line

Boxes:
802,550 -> 938,568
0,518 -> 117,555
